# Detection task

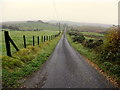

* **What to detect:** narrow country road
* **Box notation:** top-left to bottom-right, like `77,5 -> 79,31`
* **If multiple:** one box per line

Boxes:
23,28 -> 115,88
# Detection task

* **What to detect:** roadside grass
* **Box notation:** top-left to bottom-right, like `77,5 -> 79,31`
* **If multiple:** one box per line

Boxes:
67,35 -> 120,87
67,35 -> 97,63
2,36 -> 61,88
2,30 -> 59,56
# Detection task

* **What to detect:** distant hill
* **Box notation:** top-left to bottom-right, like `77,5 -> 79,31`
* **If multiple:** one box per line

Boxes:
48,20 -> 112,28
76,26 -> 108,33
1,20 -> 113,32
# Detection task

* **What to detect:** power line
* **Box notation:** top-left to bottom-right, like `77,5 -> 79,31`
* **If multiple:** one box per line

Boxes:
52,0 -> 59,20
51,0 -> 61,33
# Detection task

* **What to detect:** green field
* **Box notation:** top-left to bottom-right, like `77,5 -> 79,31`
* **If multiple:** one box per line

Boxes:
68,25 -> 106,40
80,31 -> 104,40
1,30 -> 59,56
81,32 -> 104,36
2,21 -> 63,31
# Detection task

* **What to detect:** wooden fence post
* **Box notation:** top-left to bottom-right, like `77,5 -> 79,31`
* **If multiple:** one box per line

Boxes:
52,35 -> 54,39
41,36 -> 43,42
47,36 -> 48,41
4,31 -> 19,56
44,36 -> 45,42
23,35 -> 26,48
9,36 -> 19,51
37,36 -> 39,45
51,35 -> 52,40
45,36 -> 47,41
33,36 -> 34,46
52,35 -> 53,39
4,31 -> 12,57
49,36 -> 50,41
46,36 -> 47,41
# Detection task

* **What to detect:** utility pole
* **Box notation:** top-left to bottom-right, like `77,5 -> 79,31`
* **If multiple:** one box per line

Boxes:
59,22 -> 60,33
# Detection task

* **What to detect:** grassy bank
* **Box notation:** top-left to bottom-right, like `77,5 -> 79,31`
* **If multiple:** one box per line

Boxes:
67,35 -> 97,63
67,35 -> 120,87
2,36 -> 61,88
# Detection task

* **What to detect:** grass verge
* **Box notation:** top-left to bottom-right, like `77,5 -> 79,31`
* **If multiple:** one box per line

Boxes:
2,36 -> 61,88
67,35 -> 97,63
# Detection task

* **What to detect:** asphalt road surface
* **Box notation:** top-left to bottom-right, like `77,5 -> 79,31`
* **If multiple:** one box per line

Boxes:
23,28 -> 115,88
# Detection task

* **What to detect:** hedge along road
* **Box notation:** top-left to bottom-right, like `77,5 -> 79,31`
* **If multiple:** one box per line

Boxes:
22,27 -> 115,88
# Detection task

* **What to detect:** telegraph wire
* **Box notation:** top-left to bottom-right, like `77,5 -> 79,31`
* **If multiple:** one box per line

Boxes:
52,0 -> 59,20
51,0 -> 61,33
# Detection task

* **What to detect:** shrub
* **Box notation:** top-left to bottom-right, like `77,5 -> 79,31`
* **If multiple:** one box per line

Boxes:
83,39 -> 94,48
68,31 -> 85,43
95,39 -> 103,46
68,31 -> 80,36
100,28 -> 120,62
72,34 -> 85,43
83,39 -> 103,49
103,62 -> 113,71
109,65 -> 120,76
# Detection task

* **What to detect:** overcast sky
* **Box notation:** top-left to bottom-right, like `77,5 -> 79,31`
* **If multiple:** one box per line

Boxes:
1,0 -> 119,24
